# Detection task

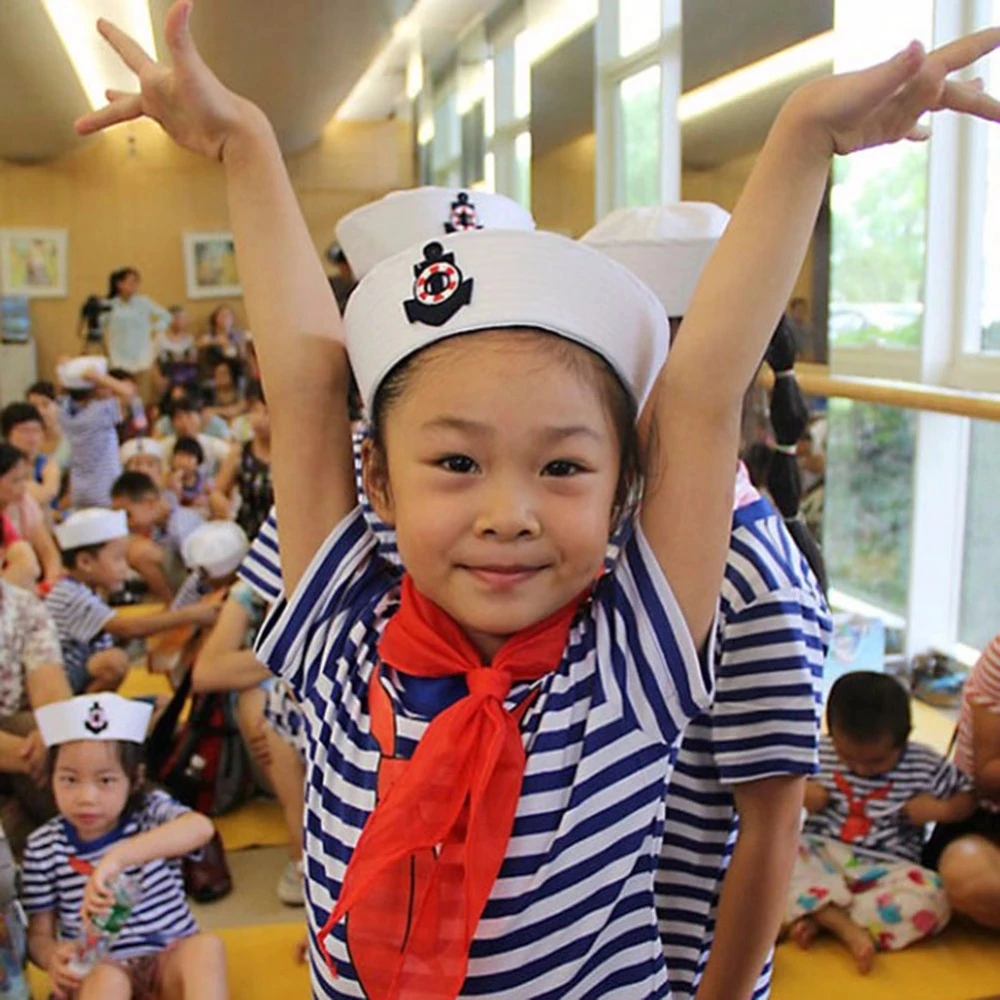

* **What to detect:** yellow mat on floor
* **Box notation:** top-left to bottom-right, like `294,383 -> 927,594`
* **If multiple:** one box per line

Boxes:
28,921 -> 309,999
119,664 -> 173,700
772,922 -> 1000,1000
215,797 -> 289,851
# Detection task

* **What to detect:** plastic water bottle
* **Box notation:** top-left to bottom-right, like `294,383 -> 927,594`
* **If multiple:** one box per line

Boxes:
67,872 -> 142,977
0,905 -> 29,1000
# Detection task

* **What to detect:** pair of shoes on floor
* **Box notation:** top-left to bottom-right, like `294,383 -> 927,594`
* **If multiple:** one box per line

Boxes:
277,859 -> 305,906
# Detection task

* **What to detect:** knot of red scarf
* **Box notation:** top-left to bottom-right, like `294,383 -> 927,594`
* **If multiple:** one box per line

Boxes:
318,573 -> 587,1000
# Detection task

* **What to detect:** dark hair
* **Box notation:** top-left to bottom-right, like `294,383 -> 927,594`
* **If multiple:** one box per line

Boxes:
108,267 -> 139,299
171,392 -> 204,416
208,305 -> 235,334
0,442 -> 27,478
347,370 -> 363,423
27,380 -> 56,401
49,739 -> 147,820
369,330 -> 641,525
108,367 -> 135,383
1,402 -> 43,439
762,318 -> 828,592
212,357 -> 242,385
173,435 -> 204,464
111,470 -> 159,502
827,671 -> 912,748
246,380 -> 266,406
61,541 -> 110,570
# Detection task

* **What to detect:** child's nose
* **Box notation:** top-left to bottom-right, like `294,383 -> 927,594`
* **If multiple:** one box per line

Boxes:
474,479 -> 541,540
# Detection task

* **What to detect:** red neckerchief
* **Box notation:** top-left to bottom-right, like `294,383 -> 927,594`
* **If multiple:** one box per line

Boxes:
833,770 -> 893,842
318,573 -> 587,1000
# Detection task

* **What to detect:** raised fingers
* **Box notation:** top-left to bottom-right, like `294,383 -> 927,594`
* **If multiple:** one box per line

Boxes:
75,94 -> 144,136
932,25 -> 1000,73
97,16 -> 157,75
941,78 -> 1000,121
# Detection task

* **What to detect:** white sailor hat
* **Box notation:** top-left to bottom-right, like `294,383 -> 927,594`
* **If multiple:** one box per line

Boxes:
345,228 -> 669,411
54,508 -> 128,552
120,437 -> 164,465
337,187 -> 535,279
57,355 -> 108,390
181,520 -> 249,579
581,203 -> 731,318
36,694 -> 152,747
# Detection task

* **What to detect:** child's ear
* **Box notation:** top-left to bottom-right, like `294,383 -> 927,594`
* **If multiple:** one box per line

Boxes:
361,438 -> 395,527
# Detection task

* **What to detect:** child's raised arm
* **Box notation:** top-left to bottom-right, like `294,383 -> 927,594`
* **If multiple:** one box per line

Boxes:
77,1 -> 357,592
641,31 -> 1000,646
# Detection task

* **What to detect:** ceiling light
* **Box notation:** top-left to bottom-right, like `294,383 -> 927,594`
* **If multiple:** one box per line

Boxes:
678,31 -> 835,123
41,0 -> 158,112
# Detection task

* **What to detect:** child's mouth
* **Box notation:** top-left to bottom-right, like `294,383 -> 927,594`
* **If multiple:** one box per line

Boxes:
463,565 -> 543,589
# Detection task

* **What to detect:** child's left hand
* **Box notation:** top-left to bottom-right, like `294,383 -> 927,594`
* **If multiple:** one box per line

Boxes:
903,792 -> 944,825
785,28 -> 1000,160
82,850 -> 125,921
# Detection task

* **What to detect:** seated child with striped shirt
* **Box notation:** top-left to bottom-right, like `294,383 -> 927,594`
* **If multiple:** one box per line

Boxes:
23,693 -> 227,999
46,509 -> 219,694
786,672 -> 976,973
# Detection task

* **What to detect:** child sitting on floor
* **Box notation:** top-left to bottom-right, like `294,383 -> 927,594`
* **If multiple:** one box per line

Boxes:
46,508 -> 219,694
110,472 -> 205,604
119,438 -> 166,487
23,693 -> 227,999
786,671 -> 976,972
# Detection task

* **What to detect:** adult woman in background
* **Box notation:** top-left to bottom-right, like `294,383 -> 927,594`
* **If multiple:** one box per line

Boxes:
103,266 -> 172,403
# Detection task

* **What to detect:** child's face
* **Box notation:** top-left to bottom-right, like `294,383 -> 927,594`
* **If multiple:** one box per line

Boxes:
112,493 -> 160,535
213,363 -> 233,390
365,331 -> 620,661
173,410 -> 202,438
170,310 -> 188,335
830,727 -> 903,777
214,307 -> 234,333
0,459 -> 29,506
7,420 -> 44,459
126,454 -> 163,483
172,452 -> 199,478
52,740 -> 131,841
77,536 -> 130,591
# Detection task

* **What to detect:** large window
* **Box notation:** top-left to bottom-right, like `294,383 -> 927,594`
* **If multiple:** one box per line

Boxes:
617,64 -> 661,206
824,400 -> 916,615
960,419 -> 1000,650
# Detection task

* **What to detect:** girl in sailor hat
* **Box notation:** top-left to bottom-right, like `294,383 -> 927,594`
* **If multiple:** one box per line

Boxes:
22,694 -> 226,999
80,5 -> 1000,998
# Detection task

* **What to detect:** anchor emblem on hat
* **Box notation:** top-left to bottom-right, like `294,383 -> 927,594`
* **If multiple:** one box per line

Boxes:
403,241 -> 474,327
444,191 -> 483,233
84,701 -> 109,735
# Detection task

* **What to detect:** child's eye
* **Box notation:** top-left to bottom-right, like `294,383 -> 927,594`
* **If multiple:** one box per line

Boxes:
438,455 -> 478,474
543,460 -> 584,477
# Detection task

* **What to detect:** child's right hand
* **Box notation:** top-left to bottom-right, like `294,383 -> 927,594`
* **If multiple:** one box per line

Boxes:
48,941 -> 82,999
74,1 -> 257,163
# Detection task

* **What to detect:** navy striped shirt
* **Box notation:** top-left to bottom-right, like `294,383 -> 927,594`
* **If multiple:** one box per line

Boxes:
45,577 -> 115,690
255,507 -> 711,999
22,790 -> 199,959
656,498 -> 831,1000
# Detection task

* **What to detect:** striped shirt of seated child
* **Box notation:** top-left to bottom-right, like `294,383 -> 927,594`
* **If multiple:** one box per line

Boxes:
23,693 -> 227,999
46,509 -> 219,694
583,204 -> 832,1000
786,672 -> 976,973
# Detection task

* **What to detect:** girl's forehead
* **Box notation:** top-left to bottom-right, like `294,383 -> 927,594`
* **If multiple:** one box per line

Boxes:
57,740 -> 121,769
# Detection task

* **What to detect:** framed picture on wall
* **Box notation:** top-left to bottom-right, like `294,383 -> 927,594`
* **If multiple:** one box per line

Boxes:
183,231 -> 242,299
0,228 -> 68,298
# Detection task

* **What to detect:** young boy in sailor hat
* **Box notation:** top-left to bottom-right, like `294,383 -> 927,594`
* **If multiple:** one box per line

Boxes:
584,203 -> 831,1000
46,510 -> 219,695
22,693 -> 226,999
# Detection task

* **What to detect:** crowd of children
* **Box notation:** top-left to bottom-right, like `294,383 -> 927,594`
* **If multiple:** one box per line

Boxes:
0,4 -> 996,997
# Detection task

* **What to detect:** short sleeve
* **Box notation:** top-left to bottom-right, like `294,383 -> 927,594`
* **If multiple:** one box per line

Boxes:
238,508 -> 283,602
592,523 -> 714,745
21,832 -> 57,914
56,587 -> 114,643
929,755 -> 975,798
255,507 -> 388,702
712,589 -> 824,784
20,592 -> 63,673
138,789 -> 191,830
